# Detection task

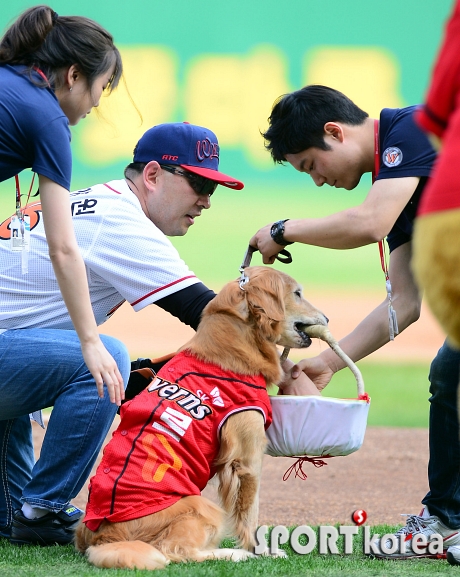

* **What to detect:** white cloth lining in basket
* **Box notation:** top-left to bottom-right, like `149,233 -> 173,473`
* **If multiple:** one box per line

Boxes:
265,394 -> 371,458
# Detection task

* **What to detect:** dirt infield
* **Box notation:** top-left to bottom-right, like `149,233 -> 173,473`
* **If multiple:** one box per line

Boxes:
32,291 -> 442,526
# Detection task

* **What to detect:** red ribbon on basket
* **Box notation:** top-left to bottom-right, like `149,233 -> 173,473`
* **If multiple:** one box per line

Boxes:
282,455 -> 335,481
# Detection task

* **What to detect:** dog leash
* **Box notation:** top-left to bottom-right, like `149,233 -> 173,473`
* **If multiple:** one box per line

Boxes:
239,244 -> 292,361
239,244 -> 292,289
239,245 -> 292,272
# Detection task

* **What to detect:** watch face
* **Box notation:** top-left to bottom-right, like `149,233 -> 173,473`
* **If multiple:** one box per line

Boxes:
270,219 -> 293,246
271,220 -> 286,245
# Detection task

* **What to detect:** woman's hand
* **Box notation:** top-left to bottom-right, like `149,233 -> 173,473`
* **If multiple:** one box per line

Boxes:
81,338 -> 125,406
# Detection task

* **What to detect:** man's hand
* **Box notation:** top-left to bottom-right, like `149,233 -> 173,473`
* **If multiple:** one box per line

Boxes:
278,358 -> 321,395
249,224 -> 284,264
290,355 -> 335,392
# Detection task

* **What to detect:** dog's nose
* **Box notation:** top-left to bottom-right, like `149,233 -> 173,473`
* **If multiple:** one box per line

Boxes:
316,313 -> 329,325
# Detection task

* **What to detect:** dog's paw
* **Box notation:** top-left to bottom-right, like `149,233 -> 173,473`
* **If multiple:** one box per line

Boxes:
197,548 -> 256,562
228,549 -> 257,562
256,547 -> 288,558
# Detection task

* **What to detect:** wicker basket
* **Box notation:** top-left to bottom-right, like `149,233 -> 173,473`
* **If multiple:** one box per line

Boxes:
265,392 -> 370,458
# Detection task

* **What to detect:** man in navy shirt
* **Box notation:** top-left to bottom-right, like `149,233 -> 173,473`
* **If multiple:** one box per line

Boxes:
249,85 -> 460,560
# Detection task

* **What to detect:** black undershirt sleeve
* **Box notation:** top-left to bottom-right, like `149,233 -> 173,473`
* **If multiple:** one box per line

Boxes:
154,282 -> 216,331
127,283 -> 216,400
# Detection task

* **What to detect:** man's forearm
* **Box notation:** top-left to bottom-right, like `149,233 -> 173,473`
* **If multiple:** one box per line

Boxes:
322,301 -> 395,371
284,211 -> 380,250
320,294 -> 419,372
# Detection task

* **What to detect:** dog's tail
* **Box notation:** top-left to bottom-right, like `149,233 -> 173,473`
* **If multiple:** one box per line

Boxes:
86,541 -> 170,570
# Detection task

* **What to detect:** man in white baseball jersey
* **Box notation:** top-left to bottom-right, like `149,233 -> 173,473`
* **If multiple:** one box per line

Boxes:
0,122 -> 243,546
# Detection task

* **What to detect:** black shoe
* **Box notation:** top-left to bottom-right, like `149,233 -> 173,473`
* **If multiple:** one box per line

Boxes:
9,505 -> 83,546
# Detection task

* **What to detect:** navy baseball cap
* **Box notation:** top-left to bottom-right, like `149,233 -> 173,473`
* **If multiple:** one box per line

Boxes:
133,122 -> 244,190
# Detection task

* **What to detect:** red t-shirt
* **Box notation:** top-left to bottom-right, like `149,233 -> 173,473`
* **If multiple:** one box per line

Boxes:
83,351 -> 272,531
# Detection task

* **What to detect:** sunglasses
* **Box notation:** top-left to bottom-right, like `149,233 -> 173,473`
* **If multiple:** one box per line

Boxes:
160,165 -> 218,196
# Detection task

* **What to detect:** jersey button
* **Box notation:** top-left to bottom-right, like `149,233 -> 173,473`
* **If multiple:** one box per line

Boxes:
121,430 -> 128,436
103,467 -> 111,474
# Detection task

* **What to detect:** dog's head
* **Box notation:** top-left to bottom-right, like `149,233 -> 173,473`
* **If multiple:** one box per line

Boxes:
202,266 -> 327,349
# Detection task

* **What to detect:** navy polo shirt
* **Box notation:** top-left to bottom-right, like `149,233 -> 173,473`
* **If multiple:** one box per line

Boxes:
376,106 -> 436,252
0,64 -> 72,190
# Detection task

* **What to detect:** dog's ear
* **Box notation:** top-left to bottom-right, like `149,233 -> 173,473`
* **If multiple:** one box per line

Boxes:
244,268 -> 285,340
203,279 -> 248,321
245,268 -> 285,321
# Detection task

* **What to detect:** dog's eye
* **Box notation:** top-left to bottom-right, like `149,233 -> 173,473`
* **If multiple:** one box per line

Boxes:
294,290 -> 302,298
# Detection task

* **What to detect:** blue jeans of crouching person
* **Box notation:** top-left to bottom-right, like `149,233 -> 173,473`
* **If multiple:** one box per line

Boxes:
0,328 -> 130,537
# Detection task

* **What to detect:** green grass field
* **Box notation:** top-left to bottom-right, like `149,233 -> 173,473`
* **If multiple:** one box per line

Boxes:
0,526 -> 455,577
313,361 -> 430,428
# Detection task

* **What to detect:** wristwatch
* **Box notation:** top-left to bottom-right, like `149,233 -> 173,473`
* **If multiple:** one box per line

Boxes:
270,219 -> 293,246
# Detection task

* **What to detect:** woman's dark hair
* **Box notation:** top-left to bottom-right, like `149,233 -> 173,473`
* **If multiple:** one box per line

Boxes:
262,85 -> 369,163
0,5 -> 122,92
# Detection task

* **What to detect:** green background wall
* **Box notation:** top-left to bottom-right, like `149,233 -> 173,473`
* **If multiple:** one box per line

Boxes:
0,1 -> 453,192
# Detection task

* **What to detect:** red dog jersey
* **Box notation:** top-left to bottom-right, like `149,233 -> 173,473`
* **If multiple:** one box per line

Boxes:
84,351 -> 272,531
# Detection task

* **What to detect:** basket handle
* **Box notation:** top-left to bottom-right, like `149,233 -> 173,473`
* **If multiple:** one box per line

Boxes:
303,325 -> 365,398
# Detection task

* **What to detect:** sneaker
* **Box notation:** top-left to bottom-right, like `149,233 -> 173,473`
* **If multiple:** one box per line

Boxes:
371,506 -> 460,559
447,545 -> 460,565
9,504 -> 83,546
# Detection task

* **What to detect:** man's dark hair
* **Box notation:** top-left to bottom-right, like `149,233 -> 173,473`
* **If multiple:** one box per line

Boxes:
124,162 -> 146,180
262,85 -> 369,163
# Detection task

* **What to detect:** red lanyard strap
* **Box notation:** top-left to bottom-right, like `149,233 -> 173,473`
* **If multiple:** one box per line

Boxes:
378,240 -> 390,281
373,119 -> 389,279
373,118 -> 380,182
33,67 -> 50,87
15,173 -> 36,219
373,118 -> 398,340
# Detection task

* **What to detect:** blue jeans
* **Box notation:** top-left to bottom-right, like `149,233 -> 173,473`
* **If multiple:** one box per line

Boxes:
0,328 -> 130,536
422,340 -> 460,528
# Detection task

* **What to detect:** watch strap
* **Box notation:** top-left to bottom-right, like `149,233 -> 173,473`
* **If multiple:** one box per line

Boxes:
270,219 -> 293,246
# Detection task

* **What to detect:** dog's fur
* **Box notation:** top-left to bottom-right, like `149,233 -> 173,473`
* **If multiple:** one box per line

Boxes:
75,266 -> 327,569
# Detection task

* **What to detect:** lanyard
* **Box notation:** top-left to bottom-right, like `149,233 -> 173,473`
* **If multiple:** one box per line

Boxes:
33,66 -> 50,87
15,68 -> 47,218
372,119 -> 389,280
373,119 -> 398,340
11,67 -> 47,276
15,173 -> 36,220
13,172 -> 35,275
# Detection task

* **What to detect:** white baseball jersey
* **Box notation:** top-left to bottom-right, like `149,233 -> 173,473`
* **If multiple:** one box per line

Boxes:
0,179 -> 200,330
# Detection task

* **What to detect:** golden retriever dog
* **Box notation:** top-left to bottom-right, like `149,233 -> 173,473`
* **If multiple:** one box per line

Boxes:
75,266 -> 327,570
